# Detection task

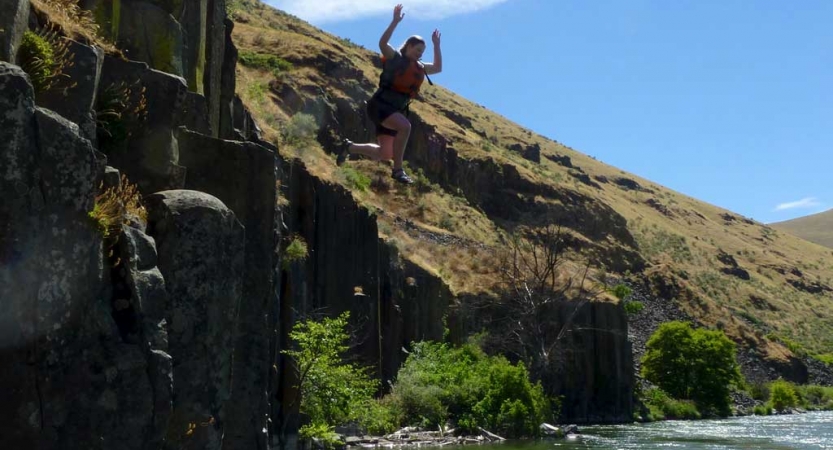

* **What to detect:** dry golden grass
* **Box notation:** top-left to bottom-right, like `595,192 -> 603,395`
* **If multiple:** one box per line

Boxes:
231,0 -> 833,357
771,209 -> 833,249
30,0 -> 118,53
89,175 -> 147,239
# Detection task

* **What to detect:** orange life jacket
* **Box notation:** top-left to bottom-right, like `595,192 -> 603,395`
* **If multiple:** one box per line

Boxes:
376,53 -> 434,110
380,53 -> 425,98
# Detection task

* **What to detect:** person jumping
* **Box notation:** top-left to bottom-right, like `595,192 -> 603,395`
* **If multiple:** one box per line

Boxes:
336,3 -> 442,184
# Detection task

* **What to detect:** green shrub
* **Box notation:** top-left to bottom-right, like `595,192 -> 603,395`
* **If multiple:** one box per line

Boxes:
795,385 -> 833,410
298,423 -> 342,450
282,113 -> 318,145
358,397 -> 400,436
643,387 -> 701,420
245,81 -> 268,105
384,340 -> 550,438
624,301 -> 644,314
748,382 -> 769,402
753,404 -> 772,416
238,50 -> 293,77
225,0 -> 244,18
611,284 -> 632,300
282,312 -> 376,429
438,213 -> 455,231
341,167 -> 371,192
641,321 -> 742,416
283,236 -> 308,268
769,380 -> 798,412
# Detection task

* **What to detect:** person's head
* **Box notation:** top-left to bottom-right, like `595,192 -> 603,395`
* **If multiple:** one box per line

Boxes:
399,35 -> 426,60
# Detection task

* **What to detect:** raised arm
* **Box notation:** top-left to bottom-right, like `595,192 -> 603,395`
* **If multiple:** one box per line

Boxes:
423,29 -> 442,75
379,4 -> 404,59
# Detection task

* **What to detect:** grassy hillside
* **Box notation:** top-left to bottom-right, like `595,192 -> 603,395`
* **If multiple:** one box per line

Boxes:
229,0 -> 833,361
771,209 -> 833,249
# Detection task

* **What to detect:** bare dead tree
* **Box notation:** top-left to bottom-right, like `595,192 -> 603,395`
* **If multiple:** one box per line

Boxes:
485,224 -> 608,388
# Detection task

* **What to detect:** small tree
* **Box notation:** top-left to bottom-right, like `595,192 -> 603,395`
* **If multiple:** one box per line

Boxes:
281,312 -> 376,446
641,321 -> 742,415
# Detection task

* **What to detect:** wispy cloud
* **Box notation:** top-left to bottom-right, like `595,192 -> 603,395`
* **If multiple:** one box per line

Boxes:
266,0 -> 510,24
773,197 -> 822,211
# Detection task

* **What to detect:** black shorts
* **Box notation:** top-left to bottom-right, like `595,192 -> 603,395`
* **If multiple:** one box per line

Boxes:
367,93 -> 406,137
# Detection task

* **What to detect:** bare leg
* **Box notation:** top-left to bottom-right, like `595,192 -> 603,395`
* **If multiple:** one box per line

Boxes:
380,113 -> 411,171
347,143 -> 384,160
377,135 -> 395,161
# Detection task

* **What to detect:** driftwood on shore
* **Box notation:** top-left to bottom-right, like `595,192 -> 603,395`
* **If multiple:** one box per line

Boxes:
341,426 -> 505,448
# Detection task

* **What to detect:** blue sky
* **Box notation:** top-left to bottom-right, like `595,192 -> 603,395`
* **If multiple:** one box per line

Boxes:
267,0 -> 832,224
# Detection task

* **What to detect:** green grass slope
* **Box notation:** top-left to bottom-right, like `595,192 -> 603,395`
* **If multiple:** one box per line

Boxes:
229,0 -> 833,362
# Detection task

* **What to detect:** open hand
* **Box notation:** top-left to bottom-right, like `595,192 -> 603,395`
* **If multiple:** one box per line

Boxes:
432,29 -> 441,46
393,4 -> 405,23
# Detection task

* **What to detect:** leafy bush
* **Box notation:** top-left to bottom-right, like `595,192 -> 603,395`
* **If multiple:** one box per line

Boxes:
794,385 -> 833,410
225,0 -> 244,18
298,423 -> 342,450
238,50 -> 293,77
282,113 -> 318,146
624,301 -> 644,314
384,340 -> 550,438
358,397 -> 400,436
611,284 -> 632,300
753,404 -> 773,415
769,380 -> 798,412
282,312 -> 376,430
641,321 -> 742,416
643,387 -> 700,420
748,382 -> 769,402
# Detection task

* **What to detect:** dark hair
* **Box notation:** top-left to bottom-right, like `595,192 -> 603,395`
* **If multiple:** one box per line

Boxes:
399,35 -> 426,57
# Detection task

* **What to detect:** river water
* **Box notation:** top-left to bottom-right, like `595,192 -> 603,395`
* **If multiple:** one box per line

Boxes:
450,411 -> 833,449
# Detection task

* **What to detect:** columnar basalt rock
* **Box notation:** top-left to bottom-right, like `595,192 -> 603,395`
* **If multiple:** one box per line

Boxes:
0,62 -> 174,450
145,190 -> 245,450
0,0 -> 29,63
176,128 -> 280,450
98,55 -> 187,193
38,39 -> 104,145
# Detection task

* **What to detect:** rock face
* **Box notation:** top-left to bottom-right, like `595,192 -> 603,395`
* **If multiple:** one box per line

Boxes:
86,0 -> 235,138
0,63 -> 170,450
0,0 -> 29,62
117,0 -> 185,77
145,190 -> 245,450
176,128 -> 280,450
98,55 -> 188,193
38,39 -> 104,145
551,301 -> 634,423
280,163 -> 451,383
